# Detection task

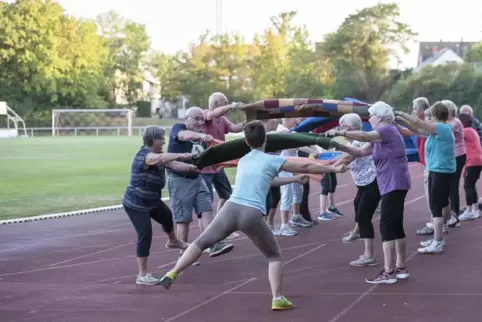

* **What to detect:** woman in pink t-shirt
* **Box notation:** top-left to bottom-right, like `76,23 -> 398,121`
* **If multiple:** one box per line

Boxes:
443,100 -> 466,227
459,113 -> 482,220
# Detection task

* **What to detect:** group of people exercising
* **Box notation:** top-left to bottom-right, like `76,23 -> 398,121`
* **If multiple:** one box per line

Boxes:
122,93 -> 482,311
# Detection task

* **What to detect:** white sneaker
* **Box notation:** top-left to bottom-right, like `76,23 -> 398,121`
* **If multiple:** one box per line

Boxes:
459,211 -> 476,221
278,226 -> 298,236
290,215 -> 313,228
420,238 -> 445,247
418,240 -> 444,254
136,273 -> 161,285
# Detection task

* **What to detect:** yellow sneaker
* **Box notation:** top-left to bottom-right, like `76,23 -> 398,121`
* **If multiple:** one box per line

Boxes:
271,296 -> 293,311
159,270 -> 178,290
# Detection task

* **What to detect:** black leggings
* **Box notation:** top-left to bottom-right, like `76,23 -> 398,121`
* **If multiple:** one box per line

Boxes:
464,166 -> 482,205
428,171 -> 452,218
300,181 -> 312,221
321,173 -> 337,195
450,154 -> 467,217
124,201 -> 174,257
265,186 -> 281,215
379,190 -> 408,242
354,180 -> 381,239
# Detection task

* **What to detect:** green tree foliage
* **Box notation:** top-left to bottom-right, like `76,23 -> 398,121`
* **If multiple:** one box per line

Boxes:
319,3 -> 416,102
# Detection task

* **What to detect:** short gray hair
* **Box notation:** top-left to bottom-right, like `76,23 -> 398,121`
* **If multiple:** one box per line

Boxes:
368,101 -> 395,123
460,105 -> 473,116
441,100 -> 457,116
339,113 -> 362,130
185,106 -> 203,118
413,97 -> 430,111
208,92 -> 228,109
143,125 -> 165,147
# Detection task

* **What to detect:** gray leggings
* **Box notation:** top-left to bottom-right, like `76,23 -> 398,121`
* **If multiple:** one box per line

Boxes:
194,201 -> 281,261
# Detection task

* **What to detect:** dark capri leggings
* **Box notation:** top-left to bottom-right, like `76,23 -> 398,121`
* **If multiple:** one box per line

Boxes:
354,179 -> 381,239
124,201 -> 174,257
379,190 -> 408,242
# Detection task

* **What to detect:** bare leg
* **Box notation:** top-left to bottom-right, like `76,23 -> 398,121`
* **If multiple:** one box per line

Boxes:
177,223 -> 190,243
328,193 -> 336,208
382,240 -> 396,272
319,195 -> 328,212
364,238 -> 374,258
268,260 -> 283,298
394,238 -> 406,268
172,243 -> 204,273
433,216 -> 444,242
137,257 -> 148,276
267,208 -> 277,226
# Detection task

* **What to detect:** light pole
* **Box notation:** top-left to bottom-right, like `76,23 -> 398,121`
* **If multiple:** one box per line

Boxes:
216,0 -> 223,36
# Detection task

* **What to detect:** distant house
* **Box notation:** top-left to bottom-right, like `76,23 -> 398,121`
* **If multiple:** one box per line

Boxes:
415,41 -> 476,73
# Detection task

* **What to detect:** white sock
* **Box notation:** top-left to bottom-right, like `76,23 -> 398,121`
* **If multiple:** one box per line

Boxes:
471,204 -> 478,213
280,223 -> 290,229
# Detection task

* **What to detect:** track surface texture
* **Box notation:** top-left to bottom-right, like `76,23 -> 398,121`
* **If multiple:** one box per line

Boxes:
2,164 -> 482,322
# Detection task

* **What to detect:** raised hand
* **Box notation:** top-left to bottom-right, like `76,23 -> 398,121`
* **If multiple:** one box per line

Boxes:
186,164 -> 199,172
334,164 -> 348,173
326,129 -> 338,137
295,174 -> 310,184
178,153 -> 193,160
201,134 -> 213,143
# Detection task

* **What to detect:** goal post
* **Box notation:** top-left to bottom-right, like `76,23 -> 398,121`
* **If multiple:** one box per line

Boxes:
0,102 -> 28,138
51,109 -> 134,137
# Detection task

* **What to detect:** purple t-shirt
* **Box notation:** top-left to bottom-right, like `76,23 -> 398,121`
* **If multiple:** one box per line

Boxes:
372,125 -> 411,195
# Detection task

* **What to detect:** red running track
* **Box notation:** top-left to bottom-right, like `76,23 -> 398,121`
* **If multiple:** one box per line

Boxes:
1,164 -> 482,322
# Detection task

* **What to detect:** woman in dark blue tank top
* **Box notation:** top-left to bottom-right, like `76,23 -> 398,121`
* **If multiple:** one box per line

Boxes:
122,126 -> 199,286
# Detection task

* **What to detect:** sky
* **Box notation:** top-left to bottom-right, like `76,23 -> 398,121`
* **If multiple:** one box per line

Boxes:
57,0 -> 481,68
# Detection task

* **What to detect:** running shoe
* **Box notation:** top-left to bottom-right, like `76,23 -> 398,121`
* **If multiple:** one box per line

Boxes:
328,206 -> 344,217
318,212 -> 335,221
136,273 -> 161,285
158,270 -> 178,290
366,269 -> 397,284
272,296 -> 293,311
290,214 -> 314,228
209,242 -> 234,257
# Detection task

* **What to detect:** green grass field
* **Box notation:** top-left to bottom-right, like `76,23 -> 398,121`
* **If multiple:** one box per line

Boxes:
0,136 -> 237,220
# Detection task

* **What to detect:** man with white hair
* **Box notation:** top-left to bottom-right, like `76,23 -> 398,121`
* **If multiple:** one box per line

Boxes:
167,106 -> 234,264
201,92 -> 246,240
459,105 -> 482,144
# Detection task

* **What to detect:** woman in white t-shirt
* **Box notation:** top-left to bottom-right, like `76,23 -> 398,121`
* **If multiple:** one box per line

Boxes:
331,113 -> 380,267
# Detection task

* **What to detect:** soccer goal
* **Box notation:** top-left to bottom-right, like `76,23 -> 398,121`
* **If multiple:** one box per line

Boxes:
0,102 -> 28,138
51,109 -> 134,137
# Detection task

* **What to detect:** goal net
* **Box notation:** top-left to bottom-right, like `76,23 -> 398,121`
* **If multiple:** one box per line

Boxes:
51,109 -> 133,137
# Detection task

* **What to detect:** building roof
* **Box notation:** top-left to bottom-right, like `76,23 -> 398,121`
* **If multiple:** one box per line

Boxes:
418,41 -> 476,66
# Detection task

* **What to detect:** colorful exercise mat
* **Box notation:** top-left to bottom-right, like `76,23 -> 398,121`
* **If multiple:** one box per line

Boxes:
242,98 -> 371,120
290,97 -> 420,163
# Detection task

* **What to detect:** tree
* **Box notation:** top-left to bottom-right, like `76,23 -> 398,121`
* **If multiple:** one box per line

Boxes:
465,42 -> 482,63
0,0 -> 109,125
96,10 -> 151,106
319,3 -> 416,102
383,64 -> 482,116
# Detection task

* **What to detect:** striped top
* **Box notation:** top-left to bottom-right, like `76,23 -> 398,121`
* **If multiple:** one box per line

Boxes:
122,147 -> 166,210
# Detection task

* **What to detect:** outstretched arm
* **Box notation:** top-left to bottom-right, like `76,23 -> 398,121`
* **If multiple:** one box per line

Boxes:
395,117 -> 429,137
272,174 -> 309,187
329,129 -> 382,143
332,141 -> 373,157
145,153 -> 191,166
280,159 -> 346,175
165,161 -> 199,173
395,111 -> 437,134
204,103 -> 241,121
